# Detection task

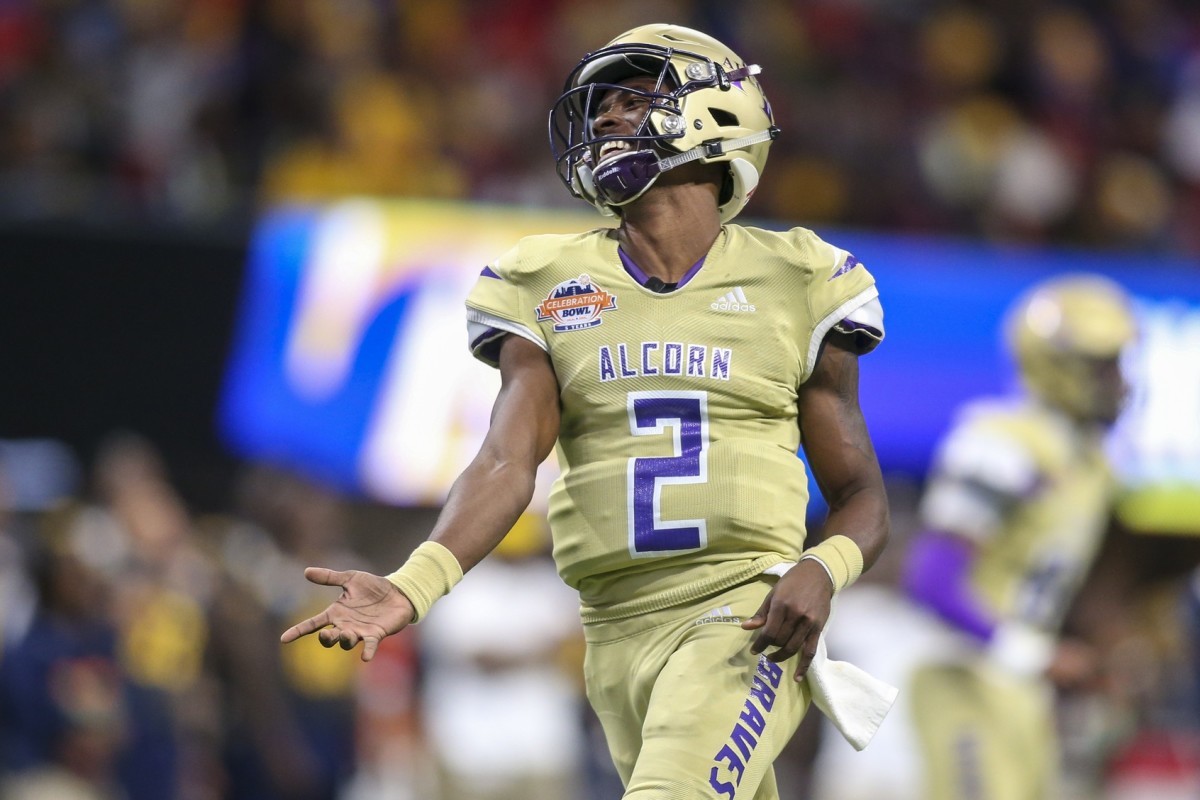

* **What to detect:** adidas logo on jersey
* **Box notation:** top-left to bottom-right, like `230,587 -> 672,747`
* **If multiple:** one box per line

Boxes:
711,287 -> 756,313
695,605 -> 741,625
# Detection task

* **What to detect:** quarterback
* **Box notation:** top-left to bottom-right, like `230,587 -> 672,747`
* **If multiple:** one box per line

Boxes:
813,274 -> 1138,800
282,24 -> 891,799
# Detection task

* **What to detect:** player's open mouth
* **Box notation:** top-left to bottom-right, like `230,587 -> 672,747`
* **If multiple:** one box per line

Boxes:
596,140 -> 635,165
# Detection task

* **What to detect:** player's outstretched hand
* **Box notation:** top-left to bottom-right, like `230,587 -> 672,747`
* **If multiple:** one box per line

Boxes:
741,560 -> 834,682
280,568 -> 415,662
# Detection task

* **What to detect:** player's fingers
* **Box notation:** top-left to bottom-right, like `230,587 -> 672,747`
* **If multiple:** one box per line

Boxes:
749,607 -> 785,655
318,627 -> 340,648
280,610 -> 330,643
303,567 -> 353,587
361,636 -> 379,663
742,593 -> 775,638
765,625 -> 807,665
750,628 -> 776,656
338,630 -> 361,651
741,613 -> 766,631
794,635 -> 820,682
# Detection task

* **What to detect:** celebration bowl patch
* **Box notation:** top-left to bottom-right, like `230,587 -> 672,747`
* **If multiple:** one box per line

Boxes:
536,274 -> 617,332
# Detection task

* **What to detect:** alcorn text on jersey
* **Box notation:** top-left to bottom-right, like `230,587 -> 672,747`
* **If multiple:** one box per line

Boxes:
465,224 -> 883,622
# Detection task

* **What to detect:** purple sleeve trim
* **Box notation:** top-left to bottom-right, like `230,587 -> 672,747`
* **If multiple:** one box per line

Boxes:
836,318 -> 880,335
480,265 -> 501,279
902,531 -> 997,643
470,326 -> 504,350
828,254 -> 861,281
470,326 -> 507,365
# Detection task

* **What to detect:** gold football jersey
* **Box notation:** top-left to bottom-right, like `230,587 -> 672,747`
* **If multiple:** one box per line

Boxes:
920,399 -> 1115,633
466,224 -> 882,622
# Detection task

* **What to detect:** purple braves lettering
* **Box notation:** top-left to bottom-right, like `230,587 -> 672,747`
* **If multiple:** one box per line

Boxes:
706,657 -> 786,797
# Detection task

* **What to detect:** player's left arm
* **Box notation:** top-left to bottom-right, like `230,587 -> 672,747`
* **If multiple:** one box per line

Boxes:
743,332 -> 889,680
798,333 -> 890,569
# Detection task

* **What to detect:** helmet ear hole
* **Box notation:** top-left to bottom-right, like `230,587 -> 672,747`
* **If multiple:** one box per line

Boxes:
719,170 -> 734,205
709,108 -> 739,127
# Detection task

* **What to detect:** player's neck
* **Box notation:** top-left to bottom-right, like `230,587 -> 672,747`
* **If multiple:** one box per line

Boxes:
617,185 -> 722,284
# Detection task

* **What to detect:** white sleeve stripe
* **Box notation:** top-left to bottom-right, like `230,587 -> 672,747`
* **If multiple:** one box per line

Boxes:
803,286 -> 880,382
839,297 -> 883,336
937,429 -> 1038,496
466,308 -> 547,352
919,480 -> 1004,542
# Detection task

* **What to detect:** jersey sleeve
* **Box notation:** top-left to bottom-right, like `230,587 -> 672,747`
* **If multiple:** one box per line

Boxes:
795,231 -> 884,382
464,243 -> 547,368
918,407 -> 1042,542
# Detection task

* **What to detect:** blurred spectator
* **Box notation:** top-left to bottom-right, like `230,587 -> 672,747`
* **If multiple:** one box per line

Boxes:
0,504 -> 128,800
0,1 -> 1197,254
416,513 -> 589,800
207,463 -> 371,800
341,630 -> 425,800
70,432 -> 223,800
0,439 -> 80,657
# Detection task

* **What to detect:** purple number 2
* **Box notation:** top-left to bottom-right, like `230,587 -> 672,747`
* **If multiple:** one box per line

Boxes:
627,391 -> 710,556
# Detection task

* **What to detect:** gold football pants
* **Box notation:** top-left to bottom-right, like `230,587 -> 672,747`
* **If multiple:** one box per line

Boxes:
583,576 -> 812,800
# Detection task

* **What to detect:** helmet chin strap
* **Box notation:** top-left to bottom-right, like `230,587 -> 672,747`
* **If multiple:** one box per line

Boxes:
590,127 -> 779,207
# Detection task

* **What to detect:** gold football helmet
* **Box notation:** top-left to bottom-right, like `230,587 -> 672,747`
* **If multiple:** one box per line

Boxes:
1005,274 -> 1138,424
550,24 -> 779,222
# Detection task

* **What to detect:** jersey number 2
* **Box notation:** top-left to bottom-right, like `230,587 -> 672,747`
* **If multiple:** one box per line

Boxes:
627,391 -> 710,557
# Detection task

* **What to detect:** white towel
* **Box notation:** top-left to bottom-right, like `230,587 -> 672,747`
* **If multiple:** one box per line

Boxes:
763,563 -> 898,751
807,624 -> 899,750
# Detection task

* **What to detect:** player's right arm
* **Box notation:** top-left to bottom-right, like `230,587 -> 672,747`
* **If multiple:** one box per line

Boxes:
280,333 -> 560,661
903,420 -> 1028,640
905,526 -> 1099,686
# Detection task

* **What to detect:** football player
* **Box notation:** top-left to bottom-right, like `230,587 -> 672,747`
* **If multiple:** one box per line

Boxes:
282,24 -> 892,799
813,273 -> 1139,800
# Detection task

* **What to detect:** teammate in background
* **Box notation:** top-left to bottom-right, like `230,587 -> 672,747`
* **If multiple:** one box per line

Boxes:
813,273 -> 1139,800
282,24 -> 893,799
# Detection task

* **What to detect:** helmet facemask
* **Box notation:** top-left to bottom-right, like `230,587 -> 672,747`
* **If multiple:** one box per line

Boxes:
565,71 -> 683,208
549,25 -> 779,222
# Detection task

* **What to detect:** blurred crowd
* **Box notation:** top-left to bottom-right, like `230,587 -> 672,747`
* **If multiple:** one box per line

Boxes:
2,0 -> 1200,253
0,433 -> 620,800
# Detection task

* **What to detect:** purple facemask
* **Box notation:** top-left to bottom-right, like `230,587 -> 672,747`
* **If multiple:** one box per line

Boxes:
591,149 -> 662,205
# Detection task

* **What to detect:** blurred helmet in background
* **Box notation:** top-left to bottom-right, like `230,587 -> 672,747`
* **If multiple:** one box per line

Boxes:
549,23 -> 778,222
1005,273 -> 1138,425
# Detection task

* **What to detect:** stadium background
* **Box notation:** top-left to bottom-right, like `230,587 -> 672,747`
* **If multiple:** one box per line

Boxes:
1,1 -> 1199,799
